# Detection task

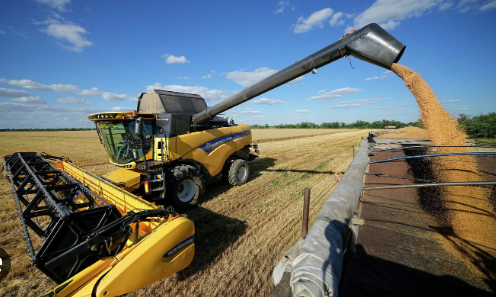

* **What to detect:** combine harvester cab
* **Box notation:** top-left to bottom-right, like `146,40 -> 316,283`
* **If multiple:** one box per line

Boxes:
3,152 -> 194,297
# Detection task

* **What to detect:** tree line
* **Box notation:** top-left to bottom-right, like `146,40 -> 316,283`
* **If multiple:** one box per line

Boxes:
457,113 -> 496,139
251,112 -> 496,139
1,113 -> 494,139
251,119 -> 424,130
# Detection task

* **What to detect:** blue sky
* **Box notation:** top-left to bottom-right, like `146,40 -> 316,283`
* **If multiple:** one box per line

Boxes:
0,0 -> 495,129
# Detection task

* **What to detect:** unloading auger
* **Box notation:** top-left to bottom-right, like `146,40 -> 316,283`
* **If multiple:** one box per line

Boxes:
3,23 -> 405,296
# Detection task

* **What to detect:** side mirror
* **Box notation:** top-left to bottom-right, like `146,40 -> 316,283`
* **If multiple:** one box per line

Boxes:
135,117 -> 143,137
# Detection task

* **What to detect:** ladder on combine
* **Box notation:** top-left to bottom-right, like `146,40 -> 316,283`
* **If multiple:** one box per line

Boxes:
3,152 -> 168,284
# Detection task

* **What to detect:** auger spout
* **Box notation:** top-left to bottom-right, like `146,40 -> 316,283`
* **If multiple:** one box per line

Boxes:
192,23 -> 405,125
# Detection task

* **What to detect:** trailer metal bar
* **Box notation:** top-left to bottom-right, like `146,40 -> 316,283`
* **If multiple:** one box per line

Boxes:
370,152 -> 496,164
364,181 -> 496,190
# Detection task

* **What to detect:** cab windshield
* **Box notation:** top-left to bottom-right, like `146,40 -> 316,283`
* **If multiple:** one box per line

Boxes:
96,120 -> 153,164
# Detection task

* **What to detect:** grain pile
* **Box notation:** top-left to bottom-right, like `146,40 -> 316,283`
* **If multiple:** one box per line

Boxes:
392,63 -> 496,284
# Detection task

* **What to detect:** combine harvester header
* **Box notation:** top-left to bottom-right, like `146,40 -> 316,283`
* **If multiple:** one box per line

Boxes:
3,23 -> 404,296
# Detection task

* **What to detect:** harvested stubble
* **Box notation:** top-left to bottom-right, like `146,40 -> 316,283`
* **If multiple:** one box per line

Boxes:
0,129 -> 368,296
392,63 -> 496,286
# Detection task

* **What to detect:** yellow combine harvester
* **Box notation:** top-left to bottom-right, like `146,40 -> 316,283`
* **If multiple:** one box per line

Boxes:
3,23 -> 404,296
88,90 -> 258,211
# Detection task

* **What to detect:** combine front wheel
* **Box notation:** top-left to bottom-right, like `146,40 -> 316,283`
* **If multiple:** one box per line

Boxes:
170,165 -> 204,210
228,159 -> 250,186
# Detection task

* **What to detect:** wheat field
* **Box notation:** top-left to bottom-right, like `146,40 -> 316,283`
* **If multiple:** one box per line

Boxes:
0,129 -> 368,296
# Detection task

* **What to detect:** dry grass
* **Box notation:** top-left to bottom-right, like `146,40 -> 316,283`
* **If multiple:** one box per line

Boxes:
251,129 -> 355,143
0,129 -> 368,296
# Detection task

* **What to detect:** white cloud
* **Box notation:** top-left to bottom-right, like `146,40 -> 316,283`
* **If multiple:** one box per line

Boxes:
79,87 -> 102,96
252,98 -> 285,105
296,109 -> 310,113
36,0 -> 72,12
356,98 -> 382,104
111,106 -> 134,112
0,102 -> 100,113
480,1 -> 496,11
327,103 -> 361,109
398,102 -> 415,107
458,0 -> 479,12
0,87 -> 31,98
10,96 -> 46,104
240,108 -> 263,114
0,29 -> 6,35
290,76 -> 304,83
329,12 -> 345,26
202,70 -> 217,79
162,54 -> 190,64
274,1 -> 291,14
175,76 -> 189,80
376,106 -> 391,109
226,67 -> 278,87
439,1 -> 454,10
0,78 -> 49,90
365,76 -> 380,81
0,111 -> 96,129
39,20 -> 93,52
308,87 -> 361,101
56,96 -> 92,105
49,83 -> 80,93
0,78 -> 80,92
226,67 -> 301,86
365,70 -> 393,81
293,8 -> 334,33
146,83 -> 230,102
327,98 -> 382,109
441,99 -> 461,103
353,0 -> 442,30
0,78 -> 129,105
102,92 -> 129,102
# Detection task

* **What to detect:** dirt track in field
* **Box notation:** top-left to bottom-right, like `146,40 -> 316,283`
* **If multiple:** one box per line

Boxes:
0,129 -> 367,296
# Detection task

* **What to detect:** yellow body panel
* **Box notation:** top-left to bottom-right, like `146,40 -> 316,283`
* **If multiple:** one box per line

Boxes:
176,127 -> 233,157
182,142 -> 236,177
94,217 -> 195,297
102,168 -> 142,192
43,258 -> 115,297
171,124 -> 252,177
230,124 -> 252,150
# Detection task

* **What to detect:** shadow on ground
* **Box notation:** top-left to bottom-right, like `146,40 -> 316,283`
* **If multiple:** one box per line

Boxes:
401,144 -> 452,226
177,207 -> 246,279
341,244 -> 494,296
201,157 -> 277,203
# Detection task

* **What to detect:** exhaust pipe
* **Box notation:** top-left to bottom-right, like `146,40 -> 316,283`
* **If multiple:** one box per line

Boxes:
192,23 -> 405,125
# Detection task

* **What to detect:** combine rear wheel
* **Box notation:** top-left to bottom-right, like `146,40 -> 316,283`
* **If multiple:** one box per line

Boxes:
169,165 -> 204,211
228,159 -> 250,186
